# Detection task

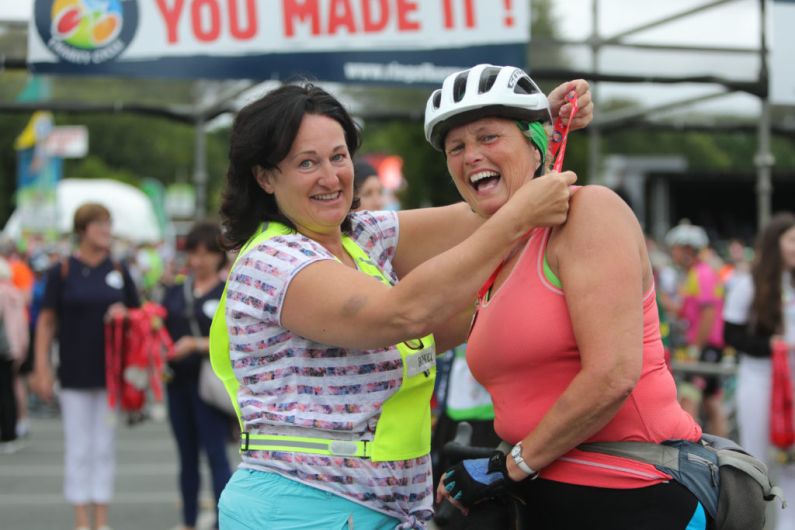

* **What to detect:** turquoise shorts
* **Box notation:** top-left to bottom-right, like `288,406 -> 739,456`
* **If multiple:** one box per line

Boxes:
218,468 -> 401,530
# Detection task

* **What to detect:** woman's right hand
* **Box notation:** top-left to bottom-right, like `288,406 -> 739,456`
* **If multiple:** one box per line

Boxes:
31,366 -> 54,402
515,170 -> 577,228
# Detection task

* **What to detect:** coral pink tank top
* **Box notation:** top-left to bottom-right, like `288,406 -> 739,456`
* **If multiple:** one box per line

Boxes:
467,227 -> 702,488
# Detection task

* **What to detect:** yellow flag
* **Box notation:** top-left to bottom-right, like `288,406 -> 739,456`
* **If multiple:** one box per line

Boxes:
14,111 -> 54,150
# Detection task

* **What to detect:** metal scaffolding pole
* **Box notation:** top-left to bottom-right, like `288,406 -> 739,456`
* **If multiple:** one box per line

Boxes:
193,113 -> 208,220
600,0 -> 738,44
755,0 -> 773,229
588,0 -> 601,184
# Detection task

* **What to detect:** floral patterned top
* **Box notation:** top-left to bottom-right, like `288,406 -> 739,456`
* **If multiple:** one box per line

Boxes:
225,210 -> 433,528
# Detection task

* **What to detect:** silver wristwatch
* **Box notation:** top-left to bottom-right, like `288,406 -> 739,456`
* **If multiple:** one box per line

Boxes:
510,442 -> 540,480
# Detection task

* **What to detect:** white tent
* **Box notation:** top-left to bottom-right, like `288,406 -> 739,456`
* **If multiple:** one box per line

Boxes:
3,178 -> 163,244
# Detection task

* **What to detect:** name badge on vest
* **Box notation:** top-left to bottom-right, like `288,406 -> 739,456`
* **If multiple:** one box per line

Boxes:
404,342 -> 436,378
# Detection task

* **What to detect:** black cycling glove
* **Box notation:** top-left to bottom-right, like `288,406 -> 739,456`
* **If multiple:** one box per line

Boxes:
442,451 -> 512,507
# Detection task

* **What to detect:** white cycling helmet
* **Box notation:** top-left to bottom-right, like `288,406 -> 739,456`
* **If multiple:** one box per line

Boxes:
424,64 -> 552,151
665,221 -> 709,250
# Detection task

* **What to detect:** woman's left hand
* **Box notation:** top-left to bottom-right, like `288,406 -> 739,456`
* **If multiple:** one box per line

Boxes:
436,452 -> 514,513
548,79 -> 593,131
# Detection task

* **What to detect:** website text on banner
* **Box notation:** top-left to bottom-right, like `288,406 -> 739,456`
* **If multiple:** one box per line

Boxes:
28,0 -> 529,84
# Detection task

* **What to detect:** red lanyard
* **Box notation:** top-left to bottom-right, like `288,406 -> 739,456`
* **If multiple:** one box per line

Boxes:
549,90 -> 579,173
475,232 -> 532,305
470,246 -> 516,337
476,260 -> 506,303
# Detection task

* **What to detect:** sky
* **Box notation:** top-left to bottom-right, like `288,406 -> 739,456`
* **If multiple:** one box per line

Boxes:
0,0 -> 767,118
0,1 -> 31,21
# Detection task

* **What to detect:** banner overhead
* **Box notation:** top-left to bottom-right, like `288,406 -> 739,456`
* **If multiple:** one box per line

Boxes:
28,0 -> 529,85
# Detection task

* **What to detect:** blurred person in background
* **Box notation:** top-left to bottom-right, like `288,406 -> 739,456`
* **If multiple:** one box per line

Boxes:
720,237 -> 752,289
31,202 -> 140,530
352,158 -> 387,212
723,212 -> 795,530
0,237 -> 34,304
0,256 -> 29,453
13,249 -> 54,440
665,220 -> 728,437
135,241 -> 165,300
161,221 -> 232,530
0,236 -> 34,439
644,234 -> 675,368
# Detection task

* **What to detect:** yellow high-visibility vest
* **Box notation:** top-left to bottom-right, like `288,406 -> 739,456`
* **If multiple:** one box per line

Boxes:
209,222 -> 435,462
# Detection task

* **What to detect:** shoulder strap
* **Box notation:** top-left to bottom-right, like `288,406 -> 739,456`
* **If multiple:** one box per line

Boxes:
182,277 -> 201,337
54,258 -> 70,309
112,259 -> 132,304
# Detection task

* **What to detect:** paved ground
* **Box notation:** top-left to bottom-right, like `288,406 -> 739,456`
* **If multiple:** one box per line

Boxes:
0,404 -> 240,530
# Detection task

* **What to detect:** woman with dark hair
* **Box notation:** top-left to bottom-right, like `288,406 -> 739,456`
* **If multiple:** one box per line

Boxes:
161,221 -> 232,530
724,212 -> 795,530
32,202 -> 139,530
211,79 -> 591,529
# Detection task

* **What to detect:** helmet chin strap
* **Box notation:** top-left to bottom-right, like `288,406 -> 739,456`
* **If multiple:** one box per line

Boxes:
533,142 -> 546,178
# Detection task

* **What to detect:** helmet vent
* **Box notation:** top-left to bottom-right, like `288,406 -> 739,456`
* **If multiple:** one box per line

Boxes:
452,72 -> 469,103
478,67 -> 501,93
514,76 -> 539,95
432,90 -> 442,109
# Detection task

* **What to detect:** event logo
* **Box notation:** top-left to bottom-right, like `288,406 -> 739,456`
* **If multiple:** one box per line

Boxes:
35,0 -> 138,64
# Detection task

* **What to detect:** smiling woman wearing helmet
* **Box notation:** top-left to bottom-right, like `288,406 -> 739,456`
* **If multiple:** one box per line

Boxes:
430,65 -> 707,530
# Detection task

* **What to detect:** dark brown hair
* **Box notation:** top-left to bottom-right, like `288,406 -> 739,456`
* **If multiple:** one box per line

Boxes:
750,212 -> 795,335
185,221 -> 228,271
219,83 -> 361,250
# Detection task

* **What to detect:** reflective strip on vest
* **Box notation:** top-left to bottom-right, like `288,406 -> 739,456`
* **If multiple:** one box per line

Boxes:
209,221 -> 436,462
241,433 -> 370,458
